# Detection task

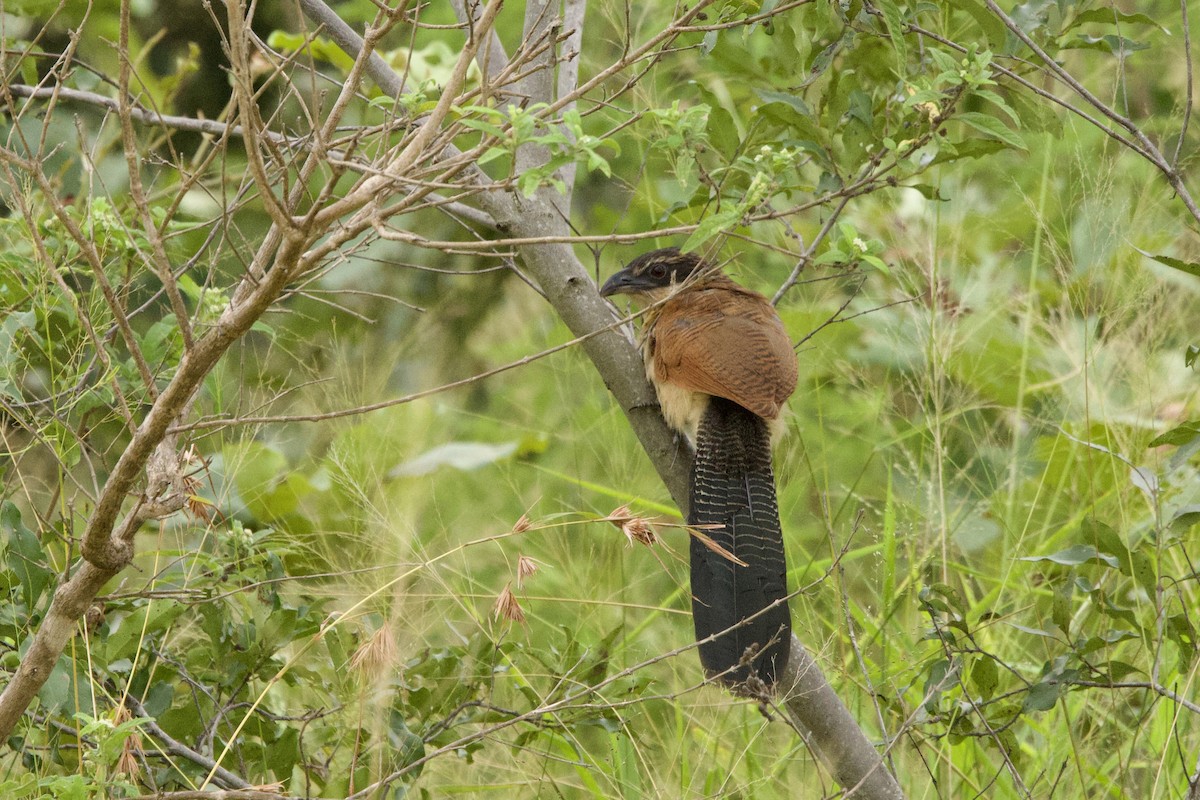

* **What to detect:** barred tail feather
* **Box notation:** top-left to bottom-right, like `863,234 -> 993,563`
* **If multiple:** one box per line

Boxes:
688,396 -> 791,688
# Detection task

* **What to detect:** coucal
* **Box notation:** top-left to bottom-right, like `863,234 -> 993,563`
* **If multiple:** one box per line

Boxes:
600,248 -> 797,690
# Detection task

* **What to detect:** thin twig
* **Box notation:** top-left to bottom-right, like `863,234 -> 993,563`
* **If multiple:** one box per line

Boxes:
1173,0 -> 1193,167
772,193 -> 853,304
122,697 -> 253,791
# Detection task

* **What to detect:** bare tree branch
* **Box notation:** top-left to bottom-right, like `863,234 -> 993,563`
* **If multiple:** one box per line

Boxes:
450,0 -> 511,85
296,0 -> 405,96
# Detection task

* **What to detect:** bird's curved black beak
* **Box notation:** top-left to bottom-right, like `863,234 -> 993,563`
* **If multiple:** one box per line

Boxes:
599,268 -> 643,298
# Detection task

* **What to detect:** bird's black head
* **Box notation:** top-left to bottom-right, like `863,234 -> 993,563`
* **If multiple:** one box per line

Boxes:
599,248 -> 711,298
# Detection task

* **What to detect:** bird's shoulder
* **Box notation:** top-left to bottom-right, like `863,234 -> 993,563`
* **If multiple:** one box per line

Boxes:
646,279 -> 797,419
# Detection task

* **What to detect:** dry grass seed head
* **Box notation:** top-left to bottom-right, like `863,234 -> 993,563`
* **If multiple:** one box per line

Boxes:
516,554 -> 539,588
607,504 -> 657,547
493,582 -> 526,624
350,622 -> 400,680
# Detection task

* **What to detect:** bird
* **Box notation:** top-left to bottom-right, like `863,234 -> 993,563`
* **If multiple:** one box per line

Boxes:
599,247 -> 797,691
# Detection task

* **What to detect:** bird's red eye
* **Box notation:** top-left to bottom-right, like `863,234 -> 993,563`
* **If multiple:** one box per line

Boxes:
649,264 -> 668,280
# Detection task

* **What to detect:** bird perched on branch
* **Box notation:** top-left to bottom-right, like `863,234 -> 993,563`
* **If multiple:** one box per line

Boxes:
600,248 -> 797,691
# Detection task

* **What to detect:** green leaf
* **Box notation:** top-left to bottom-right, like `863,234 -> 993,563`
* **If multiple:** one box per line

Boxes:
1082,519 -> 1132,576
922,658 -> 953,712
1128,466 -> 1158,501
875,0 -> 908,69
143,681 -> 175,717
929,138 -> 1009,166
1022,680 -> 1060,712
755,93 -> 824,142
105,602 -> 187,661
1068,8 -> 1167,33
907,183 -> 947,201
1105,661 -> 1142,682
389,441 -> 519,477
1019,544 -> 1120,569
1147,421 -> 1200,448
955,112 -> 1026,151
1077,629 -> 1138,655
928,48 -> 960,76
803,37 -> 844,87
974,89 -> 1020,124
459,118 -> 508,138
1130,552 -> 1156,598
477,147 -> 509,165
1007,86 -> 1065,137
1170,505 -> 1200,528
2,502 -> 51,610
861,255 -> 892,275
1061,34 -> 1150,56
1139,251 -> 1200,278
755,89 -> 813,119
705,105 -> 740,158
266,31 -> 355,72
1052,581 -> 1073,633
37,657 -> 73,713
680,207 -> 741,252
954,0 -> 1009,46
1005,623 -> 1060,640
970,655 -> 998,700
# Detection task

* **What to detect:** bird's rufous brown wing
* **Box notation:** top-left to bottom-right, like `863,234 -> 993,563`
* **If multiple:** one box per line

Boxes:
651,286 -> 797,420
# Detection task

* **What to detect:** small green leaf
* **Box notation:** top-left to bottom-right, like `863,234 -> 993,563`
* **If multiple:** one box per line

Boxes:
1022,681 -> 1060,712
1170,505 -> 1200,528
1077,630 -> 1138,655
929,139 -> 1009,166
804,37 -> 844,87
680,208 -> 741,252
1128,466 -> 1158,501
37,658 -> 73,712
1069,8 -> 1167,31
970,656 -> 998,700
1061,34 -> 1150,55
813,248 -> 849,266
875,0 -> 908,69
954,0 -> 1009,45
1052,581 -> 1073,633
1105,661 -> 1142,681
1082,519 -> 1132,576
754,89 -> 813,119
390,441 -> 519,477
1019,544 -> 1120,569
458,118 -> 507,138
974,89 -> 1020,124
1140,251 -> 1200,278
922,658 -> 953,712
908,184 -> 947,201
1130,552 -> 1156,597
1148,421 -> 1200,447
955,112 -> 1026,151
861,255 -> 892,275
1005,623 -> 1060,640
477,147 -> 509,165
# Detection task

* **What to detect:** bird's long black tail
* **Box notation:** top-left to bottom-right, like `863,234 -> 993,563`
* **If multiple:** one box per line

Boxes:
689,396 -> 791,689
